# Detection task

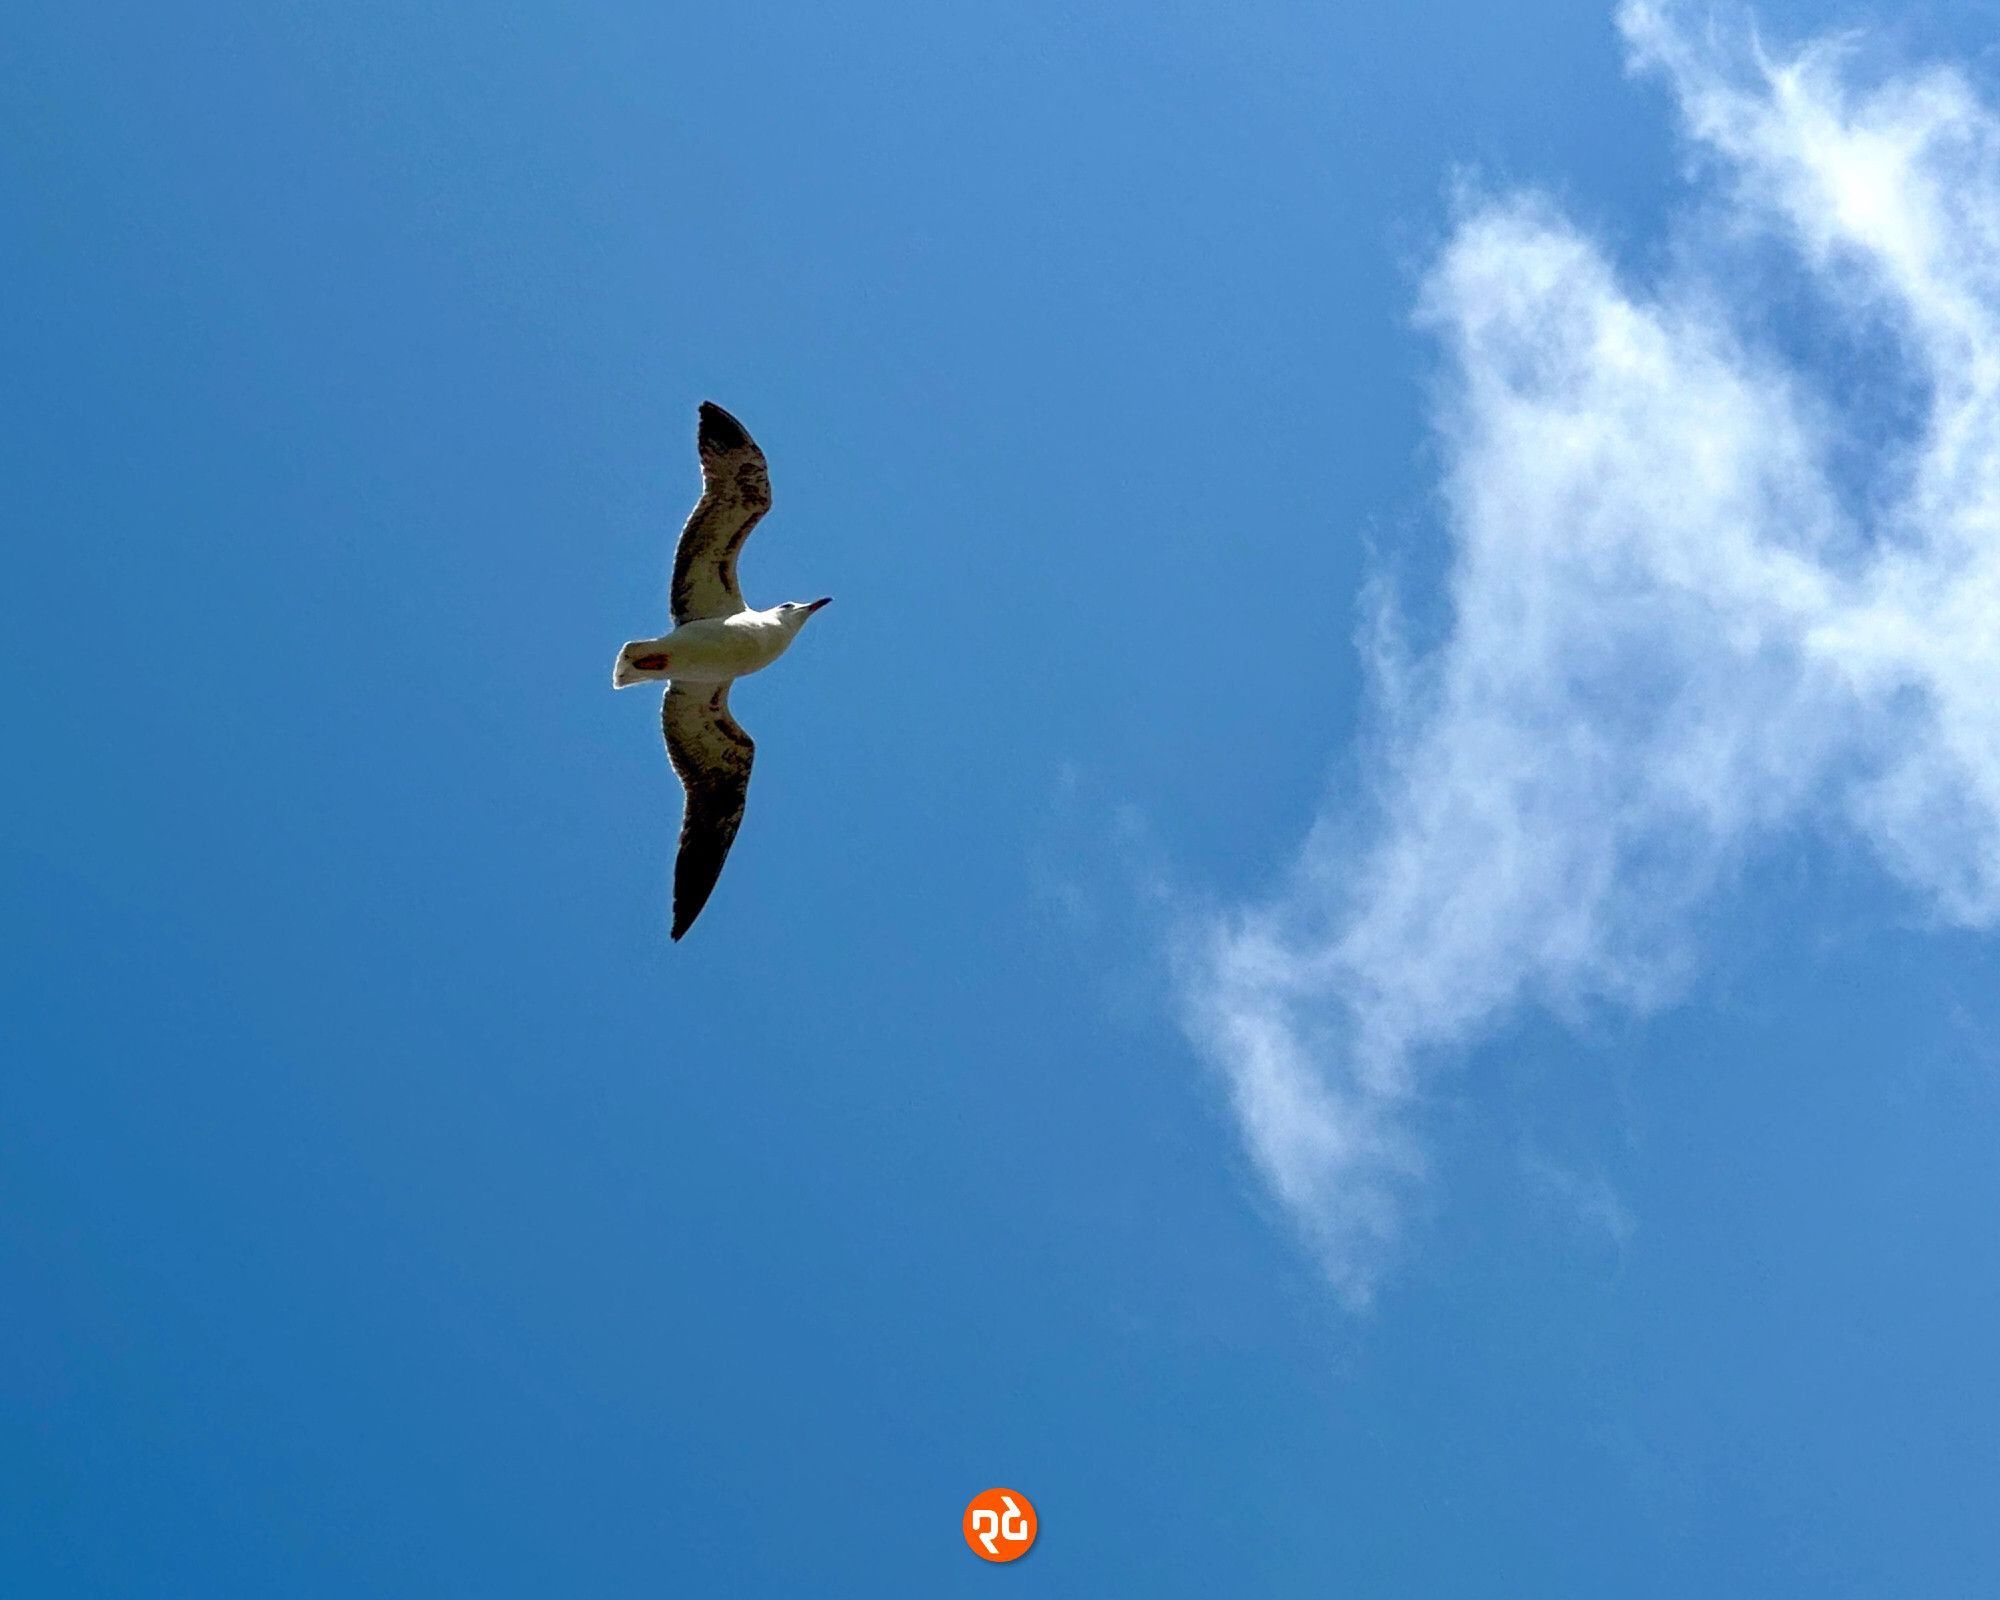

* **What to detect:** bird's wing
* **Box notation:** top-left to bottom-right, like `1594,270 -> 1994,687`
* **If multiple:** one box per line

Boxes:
661,680 -> 756,941
670,402 -> 772,625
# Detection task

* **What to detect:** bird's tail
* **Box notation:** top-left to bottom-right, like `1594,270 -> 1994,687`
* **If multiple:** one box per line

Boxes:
612,641 -> 672,689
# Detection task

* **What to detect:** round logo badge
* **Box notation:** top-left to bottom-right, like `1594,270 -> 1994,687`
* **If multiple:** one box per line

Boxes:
962,1487 -> 1037,1562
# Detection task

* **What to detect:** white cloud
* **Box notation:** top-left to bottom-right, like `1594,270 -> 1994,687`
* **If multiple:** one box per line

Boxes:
1177,2 -> 2000,1305
1522,1150 -> 1639,1253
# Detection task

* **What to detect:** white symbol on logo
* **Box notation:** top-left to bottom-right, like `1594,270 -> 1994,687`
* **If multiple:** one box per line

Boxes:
972,1496 -> 1030,1556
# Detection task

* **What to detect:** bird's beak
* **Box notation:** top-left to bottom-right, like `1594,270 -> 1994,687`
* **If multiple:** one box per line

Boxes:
805,596 -> 833,613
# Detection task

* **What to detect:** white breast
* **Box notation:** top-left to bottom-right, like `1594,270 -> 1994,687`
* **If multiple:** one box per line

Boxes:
662,612 -> 793,682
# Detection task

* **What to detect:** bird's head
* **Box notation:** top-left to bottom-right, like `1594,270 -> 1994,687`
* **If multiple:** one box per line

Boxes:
776,596 -> 833,631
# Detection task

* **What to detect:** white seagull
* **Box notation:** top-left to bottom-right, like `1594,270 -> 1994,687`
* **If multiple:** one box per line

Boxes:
613,402 -> 831,940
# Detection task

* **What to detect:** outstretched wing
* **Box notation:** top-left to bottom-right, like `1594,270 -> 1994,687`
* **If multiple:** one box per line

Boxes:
661,680 -> 756,941
670,401 -> 771,625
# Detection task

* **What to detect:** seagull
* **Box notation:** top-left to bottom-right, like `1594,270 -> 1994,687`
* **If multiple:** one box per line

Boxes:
613,402 -> 831,940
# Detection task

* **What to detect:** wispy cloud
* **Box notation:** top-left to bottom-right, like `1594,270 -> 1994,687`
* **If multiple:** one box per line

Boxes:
1522,1149 -> 1639,1255
1178,1 -> 2000,1306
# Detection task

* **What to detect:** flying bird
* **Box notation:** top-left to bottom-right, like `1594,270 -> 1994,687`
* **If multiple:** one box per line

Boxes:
613,402 -> 831,940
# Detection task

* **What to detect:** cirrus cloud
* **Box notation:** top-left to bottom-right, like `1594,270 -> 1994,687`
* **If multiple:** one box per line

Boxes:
1179,2 -> 2000,1305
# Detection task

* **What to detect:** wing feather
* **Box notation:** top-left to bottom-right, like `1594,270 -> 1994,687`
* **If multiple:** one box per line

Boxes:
670,402 -> 771,625
661,681 -> 755,940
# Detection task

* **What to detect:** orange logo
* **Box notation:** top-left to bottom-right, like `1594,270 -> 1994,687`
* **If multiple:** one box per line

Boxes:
963,1487 -> 1037,1562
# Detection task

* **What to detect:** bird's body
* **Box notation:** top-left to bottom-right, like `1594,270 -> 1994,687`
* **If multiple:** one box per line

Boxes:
613,607 -> 806,688
613,402 -> 830,940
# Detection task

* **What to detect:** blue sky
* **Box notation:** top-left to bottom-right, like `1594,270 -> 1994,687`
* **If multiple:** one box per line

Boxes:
8,0 -> 2000,1593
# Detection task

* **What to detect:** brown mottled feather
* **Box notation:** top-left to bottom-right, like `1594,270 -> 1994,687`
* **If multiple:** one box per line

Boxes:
670,401 -> 772,625
661,681 -> 756,940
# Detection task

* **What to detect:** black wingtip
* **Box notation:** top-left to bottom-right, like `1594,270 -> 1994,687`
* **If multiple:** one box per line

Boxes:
697,400 -> 750,455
